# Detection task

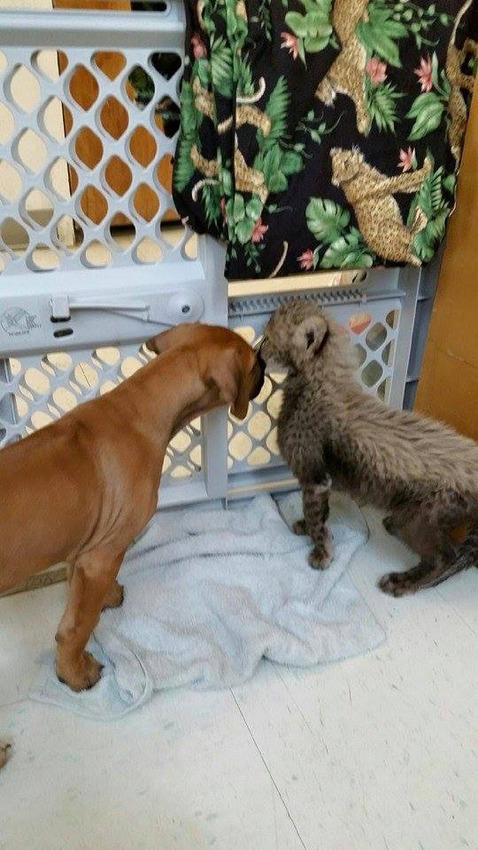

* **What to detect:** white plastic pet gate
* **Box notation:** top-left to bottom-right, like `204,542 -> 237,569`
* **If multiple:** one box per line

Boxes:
0,4 -> 431,514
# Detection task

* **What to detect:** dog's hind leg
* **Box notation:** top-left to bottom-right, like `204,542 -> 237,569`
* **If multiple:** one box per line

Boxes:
55,548 -> 125,691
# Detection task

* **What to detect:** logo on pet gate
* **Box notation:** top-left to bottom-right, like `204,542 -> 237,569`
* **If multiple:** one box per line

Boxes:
0,308 -> 40,337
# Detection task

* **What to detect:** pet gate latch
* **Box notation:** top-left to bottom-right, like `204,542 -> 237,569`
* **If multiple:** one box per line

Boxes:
50,291 -> 205,325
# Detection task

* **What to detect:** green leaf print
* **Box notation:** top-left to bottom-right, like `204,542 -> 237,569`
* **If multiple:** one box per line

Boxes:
250,0 -> 273,42
357,5 -> 408,68
261,147 -> 282,185
322,234 -> 375,269
285,12 -> 309,38
246,196 -> 263,221
226,193 -> 260,246
442,174 -> 456,195
196,58 -> 211,90
174,81 -> 200,192
202,182 -> 222,227
236,57 -> 254,98
366,81 -> 403,133
306,200 -> 376,269
174,139 -> 196,192
306,198 -> 350,243
268,171 -> 288,193
263,77 -> 290,149
219,1 -> 248,47
284,0 -> 333,63
280,150 -> 304,176
235,218 -> 255,243
243,241 -> 265,275
407,93 -> 445,141
210,37 -> 233,98
410,165 -> 443,220
408,166 -> 451,262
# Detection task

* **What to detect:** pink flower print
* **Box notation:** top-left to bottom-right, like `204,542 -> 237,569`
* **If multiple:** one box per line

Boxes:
398,147 -> 417,172
220,198 -> 227,221
281,32 -> 299,61
414,55 -> 433,92
298,249 -> 314,271
251,218 -> 268,243
191,33 -> 207,60
365,57 -> 388,87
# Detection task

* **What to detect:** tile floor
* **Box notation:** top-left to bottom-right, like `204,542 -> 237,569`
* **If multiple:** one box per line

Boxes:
0,507 -> 477,850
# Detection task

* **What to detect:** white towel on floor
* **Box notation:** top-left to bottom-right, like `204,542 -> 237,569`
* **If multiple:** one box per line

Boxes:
32,492 -> 384,719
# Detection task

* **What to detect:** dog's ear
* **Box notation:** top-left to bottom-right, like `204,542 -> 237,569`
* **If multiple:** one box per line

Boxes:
146,329 -> 170,355
207,346 -> 252,420
291,314 -> 328,366
146,324 -> 192,355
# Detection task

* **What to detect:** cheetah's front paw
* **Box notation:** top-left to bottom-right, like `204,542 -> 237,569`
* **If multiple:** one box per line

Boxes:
308,529 -> 334,570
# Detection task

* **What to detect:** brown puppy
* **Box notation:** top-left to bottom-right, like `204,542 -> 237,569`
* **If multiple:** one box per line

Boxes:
0,324 -> 264,691
262,301 -> 478,596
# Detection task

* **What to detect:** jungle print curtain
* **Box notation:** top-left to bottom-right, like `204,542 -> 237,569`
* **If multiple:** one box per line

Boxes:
173,0 -> 478,280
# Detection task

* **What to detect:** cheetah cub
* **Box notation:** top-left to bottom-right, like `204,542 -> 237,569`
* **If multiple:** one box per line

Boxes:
261,301 -> 478,597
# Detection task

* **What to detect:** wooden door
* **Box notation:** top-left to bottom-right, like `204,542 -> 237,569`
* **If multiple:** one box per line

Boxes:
415,90 -> 478,440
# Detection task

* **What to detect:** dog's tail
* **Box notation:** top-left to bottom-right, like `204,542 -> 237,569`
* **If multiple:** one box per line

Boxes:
432,524 -> 478,587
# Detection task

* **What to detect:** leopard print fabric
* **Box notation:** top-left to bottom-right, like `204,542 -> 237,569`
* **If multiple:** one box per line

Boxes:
174,0 -> 478,280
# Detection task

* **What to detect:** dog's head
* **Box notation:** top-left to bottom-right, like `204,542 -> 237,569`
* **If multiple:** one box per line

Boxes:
146,323 -> 265,421
261,301 -> 345,372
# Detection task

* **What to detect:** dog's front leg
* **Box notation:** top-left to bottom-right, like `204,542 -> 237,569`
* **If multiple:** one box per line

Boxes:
301,477 -> 334,569
66,560 -> 124,611
56,548 -> 125,691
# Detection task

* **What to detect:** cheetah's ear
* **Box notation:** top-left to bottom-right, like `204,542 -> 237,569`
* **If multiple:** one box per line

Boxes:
291,315 -> 329,366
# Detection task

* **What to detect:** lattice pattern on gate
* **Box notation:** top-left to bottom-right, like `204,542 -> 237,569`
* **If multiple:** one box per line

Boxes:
0,27 -> 193,277
0,341 -> 203,483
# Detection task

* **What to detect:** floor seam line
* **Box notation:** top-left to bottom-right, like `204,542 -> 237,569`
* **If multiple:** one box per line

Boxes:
230,689 -> 309,850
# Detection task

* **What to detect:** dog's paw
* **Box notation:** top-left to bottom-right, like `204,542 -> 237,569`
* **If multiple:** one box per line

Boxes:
308,531 -> 334,570
0,741 -> 12,771
293,519 -> 308,536
57,651 -> 103,692
378,572 -> 415,598
102,580 -> 124,610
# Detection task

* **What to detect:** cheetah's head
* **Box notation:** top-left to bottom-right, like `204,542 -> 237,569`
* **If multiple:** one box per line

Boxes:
260,301 -> 345,372
330,147 -> 363,186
